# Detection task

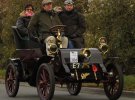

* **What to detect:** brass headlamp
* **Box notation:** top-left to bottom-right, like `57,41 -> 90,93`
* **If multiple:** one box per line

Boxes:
81,48 -> 91,58
48,44 -> 58,54
99,37 -> 108,54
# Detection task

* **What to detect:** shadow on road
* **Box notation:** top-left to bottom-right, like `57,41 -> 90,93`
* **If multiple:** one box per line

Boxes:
5,94 -> 106,100
54,94 -> 106,100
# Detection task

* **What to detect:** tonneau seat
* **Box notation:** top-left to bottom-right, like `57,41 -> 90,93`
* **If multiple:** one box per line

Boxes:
12,26 -> 42,60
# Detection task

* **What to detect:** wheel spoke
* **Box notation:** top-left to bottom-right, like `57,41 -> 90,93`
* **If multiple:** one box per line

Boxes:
67,82 -> 81,95
40,73 -> 44,81
11,84 -> 14,93
38,67 -> 50,98
111,87 -> 114,95
40,87 -> 44,95
43,88 -> 46,97
45,87 -> 49,97
42,69 -> 46,81
8,83 -> 11,91
37,64 -> 55,100
5,64 -> 20,97
104,64 -> 124,100
108,85 -> 112,93
72,84 -> 75,91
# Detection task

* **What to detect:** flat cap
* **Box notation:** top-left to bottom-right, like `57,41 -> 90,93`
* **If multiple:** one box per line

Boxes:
64,0 -> 74,5
42,0 -> 53,5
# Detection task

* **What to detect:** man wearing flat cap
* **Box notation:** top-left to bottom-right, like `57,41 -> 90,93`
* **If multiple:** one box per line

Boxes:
59,0 -> 86,48
28,0 -> 68,56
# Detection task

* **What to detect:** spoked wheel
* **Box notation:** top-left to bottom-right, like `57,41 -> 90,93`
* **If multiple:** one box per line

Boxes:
103,64 -> 123,100
5,63 -> 19,97
36,63 -> 55,100
67,82 -> 82,95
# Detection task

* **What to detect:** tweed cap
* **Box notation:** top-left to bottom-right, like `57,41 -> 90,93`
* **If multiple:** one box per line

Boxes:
42,0 -> 53,5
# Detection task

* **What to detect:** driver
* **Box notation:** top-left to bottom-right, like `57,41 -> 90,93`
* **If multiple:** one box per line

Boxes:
28,0 -> 68,56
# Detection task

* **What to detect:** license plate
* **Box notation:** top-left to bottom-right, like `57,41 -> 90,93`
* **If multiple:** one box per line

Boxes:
72,63 -> 80,69
70,51 -> 78,63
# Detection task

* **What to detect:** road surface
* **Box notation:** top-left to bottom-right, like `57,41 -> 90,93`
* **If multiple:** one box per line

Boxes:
0,83 -> 135,100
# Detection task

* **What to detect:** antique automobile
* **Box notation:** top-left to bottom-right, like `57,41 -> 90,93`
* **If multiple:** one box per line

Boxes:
5,25 -> 123,100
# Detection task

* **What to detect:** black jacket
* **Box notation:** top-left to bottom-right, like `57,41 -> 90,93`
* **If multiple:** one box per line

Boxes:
59,9 -> 86,39
16,12 -> 31,37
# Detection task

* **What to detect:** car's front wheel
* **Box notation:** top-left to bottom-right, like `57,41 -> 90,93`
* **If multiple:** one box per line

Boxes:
67,82 -> 82,96
36,63 -> 55,100
103,63 -> 124,100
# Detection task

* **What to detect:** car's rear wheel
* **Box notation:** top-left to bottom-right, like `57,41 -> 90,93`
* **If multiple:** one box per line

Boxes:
5,63 -> 19,97
67,82 -> 82,96
36,63 -> 55,100
103,64 -> 123,100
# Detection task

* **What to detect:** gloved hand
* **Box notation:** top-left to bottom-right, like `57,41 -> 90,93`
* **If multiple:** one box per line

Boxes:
29,33 -> 40,42
34,37 -> 40,42
61,32 -> 65,36
53,6 -> 63,13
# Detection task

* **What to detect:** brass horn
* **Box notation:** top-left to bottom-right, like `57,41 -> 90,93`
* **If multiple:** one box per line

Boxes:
99,37 -> 108,54
56,29 -> 62,48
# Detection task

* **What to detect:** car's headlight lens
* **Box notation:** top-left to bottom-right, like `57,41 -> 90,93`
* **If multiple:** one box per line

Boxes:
49,44 -> 58,54
99,37 -> 107,44
82,48 -> 91,58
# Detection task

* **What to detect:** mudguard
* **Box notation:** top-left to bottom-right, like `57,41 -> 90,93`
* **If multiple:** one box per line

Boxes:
8,58 -> 23,80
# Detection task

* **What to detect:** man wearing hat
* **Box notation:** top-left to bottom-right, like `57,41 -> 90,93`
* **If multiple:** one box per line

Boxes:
59,0 -> 86,48
28,0 -> 68,56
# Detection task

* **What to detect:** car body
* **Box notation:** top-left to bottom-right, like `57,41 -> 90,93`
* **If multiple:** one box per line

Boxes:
5,25 -> 124,100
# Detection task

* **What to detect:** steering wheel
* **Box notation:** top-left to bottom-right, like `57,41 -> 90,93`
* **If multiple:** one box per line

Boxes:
50,25 -> 66,33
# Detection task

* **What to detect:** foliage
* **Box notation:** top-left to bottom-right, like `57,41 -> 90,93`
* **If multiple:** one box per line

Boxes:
0,0 -> 42,68
0,69 -> 5,79
85,0 -> 135,74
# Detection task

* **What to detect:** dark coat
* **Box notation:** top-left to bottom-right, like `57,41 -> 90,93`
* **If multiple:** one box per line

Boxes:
16,11 -> 31,37
28,10 -> 62,39
59,9 -> 86,38
59,9 -> 86,48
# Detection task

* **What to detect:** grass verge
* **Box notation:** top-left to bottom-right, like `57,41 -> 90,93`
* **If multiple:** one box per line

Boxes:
124,75 -> 135,91
0,69 -> 5,79
82,75 -> 135,91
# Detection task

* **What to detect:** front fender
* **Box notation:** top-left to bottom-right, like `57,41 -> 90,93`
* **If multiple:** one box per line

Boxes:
104,57 -> 124,73
8,58 -> 23,79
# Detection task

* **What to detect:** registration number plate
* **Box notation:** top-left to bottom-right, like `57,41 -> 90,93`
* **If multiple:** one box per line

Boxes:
70,51 -> 78,63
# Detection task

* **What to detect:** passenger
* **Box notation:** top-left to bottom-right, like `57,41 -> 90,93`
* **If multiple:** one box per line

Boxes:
59,0 -> 86,48
16,4 -> 34,37
28,0 -> 68,56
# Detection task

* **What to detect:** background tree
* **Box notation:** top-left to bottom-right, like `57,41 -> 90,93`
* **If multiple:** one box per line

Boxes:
0,0 -> 134,74
85,0 -> 135,74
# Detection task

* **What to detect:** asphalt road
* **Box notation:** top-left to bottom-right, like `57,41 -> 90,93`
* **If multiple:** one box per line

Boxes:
0,83 -> 135,100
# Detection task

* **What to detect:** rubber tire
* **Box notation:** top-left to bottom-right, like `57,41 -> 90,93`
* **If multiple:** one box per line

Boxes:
36,63 -> 55,100
103,64 -> 124,100
67,82 -> 82,96
5,63 -> 19,97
